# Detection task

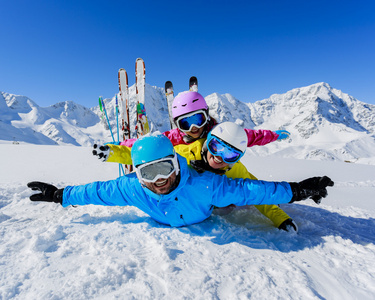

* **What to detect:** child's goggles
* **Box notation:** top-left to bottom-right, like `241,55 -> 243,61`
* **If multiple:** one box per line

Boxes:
175,110 -> 208,132
135,156 -> 179,183
206,134 -> 244,164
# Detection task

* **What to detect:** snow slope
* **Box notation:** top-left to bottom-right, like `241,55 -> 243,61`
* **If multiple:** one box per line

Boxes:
1,144 -> 375,299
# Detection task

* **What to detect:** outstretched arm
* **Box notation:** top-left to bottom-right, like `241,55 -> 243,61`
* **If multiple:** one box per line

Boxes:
244,128 -> 290,147
211,175 -> 334,207
27,177 -> 137,207
92,144 -> 132,164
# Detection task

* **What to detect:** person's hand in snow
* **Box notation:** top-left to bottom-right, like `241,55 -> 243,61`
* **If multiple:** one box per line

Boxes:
278,218 -> 298,233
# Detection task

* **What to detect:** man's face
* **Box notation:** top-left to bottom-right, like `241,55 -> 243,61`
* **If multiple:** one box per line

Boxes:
142,172 -> 177,194
206,151 -> 229,169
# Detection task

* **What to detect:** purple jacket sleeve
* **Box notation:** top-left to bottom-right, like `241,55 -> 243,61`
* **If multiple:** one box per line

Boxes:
244,129 -> 279,147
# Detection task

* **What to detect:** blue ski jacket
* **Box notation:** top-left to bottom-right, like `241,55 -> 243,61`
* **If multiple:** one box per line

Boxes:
63,155 -> 293,227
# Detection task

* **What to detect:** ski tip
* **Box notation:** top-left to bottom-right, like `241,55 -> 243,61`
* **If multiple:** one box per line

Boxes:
189,76 -> 198,91
189,76 -> 197,83
165,81 -> 174,95
165,81 -> 173,87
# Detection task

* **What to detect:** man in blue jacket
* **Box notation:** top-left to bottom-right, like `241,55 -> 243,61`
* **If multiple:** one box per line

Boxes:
27,134 -> 334,227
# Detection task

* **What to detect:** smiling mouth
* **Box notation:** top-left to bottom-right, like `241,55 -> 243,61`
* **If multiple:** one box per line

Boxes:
154,179 -> 168,187
213,156 -> 223,164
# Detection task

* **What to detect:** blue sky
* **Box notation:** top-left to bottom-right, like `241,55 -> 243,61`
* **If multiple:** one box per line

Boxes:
1,0 -> 375,107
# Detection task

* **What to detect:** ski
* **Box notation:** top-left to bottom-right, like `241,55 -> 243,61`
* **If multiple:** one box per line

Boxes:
165,81 -> 175,129
118,68 -> 131,141
189,76 -> 198,92
118,68 -> 132,174
135,58 -> 150,137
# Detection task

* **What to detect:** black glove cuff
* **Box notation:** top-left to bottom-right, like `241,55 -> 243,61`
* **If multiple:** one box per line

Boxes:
289,182 -> 299,203
53,188 -> 64,205
278,218 -> 298,232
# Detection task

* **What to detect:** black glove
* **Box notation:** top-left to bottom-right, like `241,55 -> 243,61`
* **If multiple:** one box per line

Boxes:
190,159 -> 209,173
289,176 -> 334,204
92,144 -> 110,162
27,181 -> 64,204
278,218 -> 298,232
190,159 -> 226,175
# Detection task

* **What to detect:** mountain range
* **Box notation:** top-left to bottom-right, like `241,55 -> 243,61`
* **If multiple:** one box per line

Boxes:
1,82 -> 374,164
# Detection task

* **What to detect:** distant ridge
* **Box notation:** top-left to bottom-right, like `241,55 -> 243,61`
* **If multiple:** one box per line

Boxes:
1,82 -> 374,164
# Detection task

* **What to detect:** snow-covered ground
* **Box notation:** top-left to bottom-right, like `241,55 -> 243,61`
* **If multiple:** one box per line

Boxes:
1,143 -> 375,299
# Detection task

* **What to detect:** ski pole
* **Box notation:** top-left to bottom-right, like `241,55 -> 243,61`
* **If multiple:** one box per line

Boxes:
115,95 -> 120,144
115,95 -> 125,176
99,96 -> 115,142
99,96 -> 125,176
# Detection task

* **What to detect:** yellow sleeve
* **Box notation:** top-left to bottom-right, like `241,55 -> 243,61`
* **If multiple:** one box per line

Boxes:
106,138 -> 206,166
254,205 -> 291,228
106,144 -> 132,165
225,162 -> 290,228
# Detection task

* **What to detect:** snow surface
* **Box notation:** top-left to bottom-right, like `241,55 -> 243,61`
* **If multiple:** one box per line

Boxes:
1,144 -> 375,299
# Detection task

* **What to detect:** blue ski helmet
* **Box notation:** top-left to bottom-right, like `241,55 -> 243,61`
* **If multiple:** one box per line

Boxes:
131,134 -> 176,167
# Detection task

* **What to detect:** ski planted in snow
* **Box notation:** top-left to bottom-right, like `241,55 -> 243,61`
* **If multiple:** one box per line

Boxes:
118,68 -> 131,141
135,58 -> 150,137
165,80 -> 175,129
118,68 -> 132,174
189,76 -> 198,92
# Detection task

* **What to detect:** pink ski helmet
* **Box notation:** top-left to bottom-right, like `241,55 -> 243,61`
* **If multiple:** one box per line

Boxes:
172,91 -> 209,119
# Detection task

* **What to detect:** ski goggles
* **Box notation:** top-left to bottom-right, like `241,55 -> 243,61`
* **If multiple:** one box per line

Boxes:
135,156 -> 179,183
206,135 -> 243,164
175,110 -> 208,132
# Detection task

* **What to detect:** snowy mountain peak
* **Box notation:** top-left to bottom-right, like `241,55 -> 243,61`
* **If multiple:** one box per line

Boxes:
251,82 -> 374,134
1,92 -> 39,113
247,83 -> 375,163
205,92 -> 255,127
46,101 -> 99,127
